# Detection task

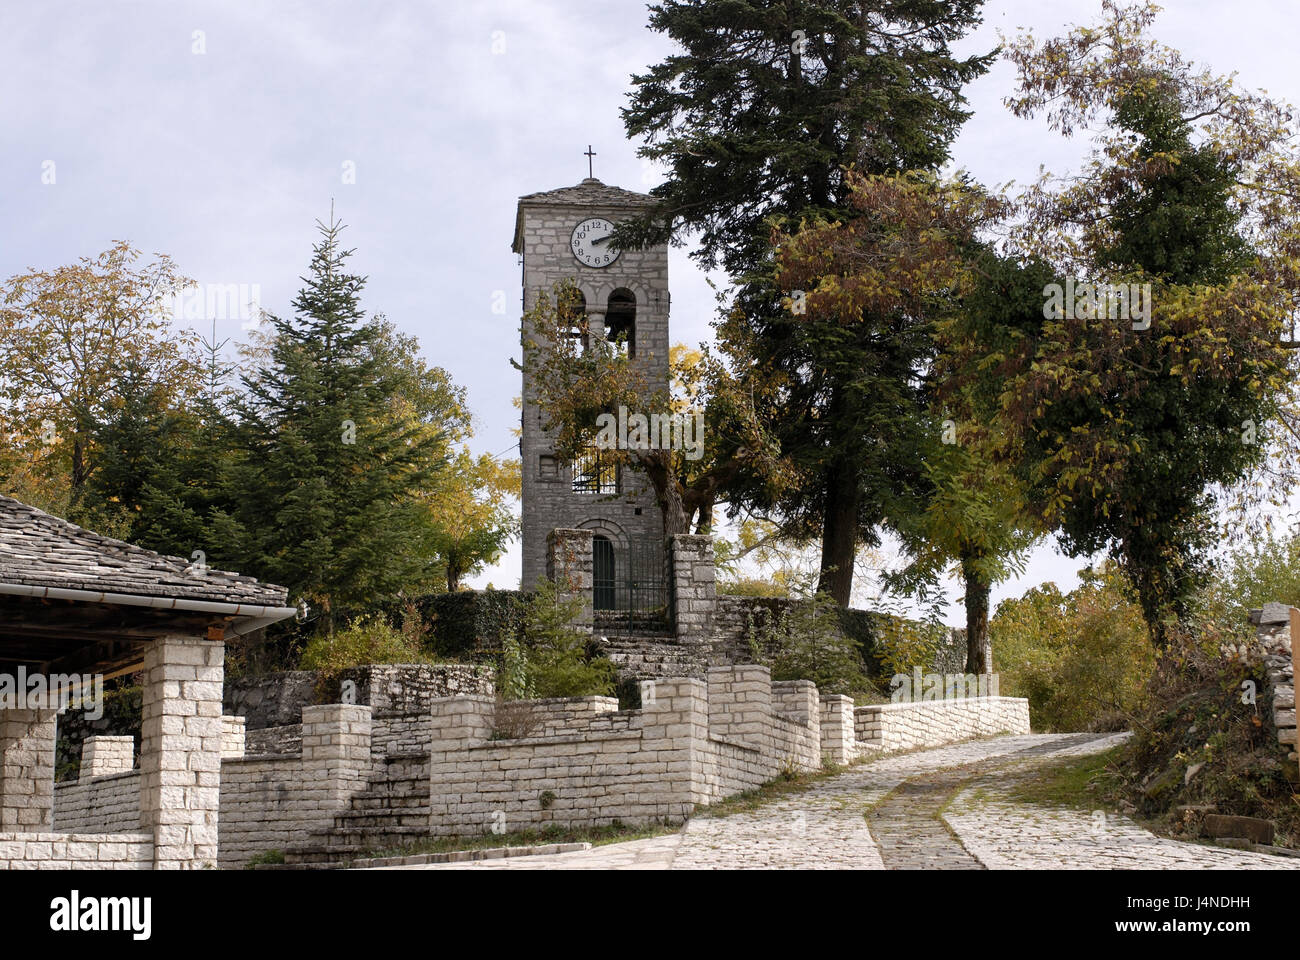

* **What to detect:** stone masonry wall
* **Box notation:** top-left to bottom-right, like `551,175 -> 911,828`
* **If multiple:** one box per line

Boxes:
854,697 -> 1031,753
218,704 -> 373,868
225,663 -> 494,729
671,535 -> 716,642
426,665 -> 824,836
53,771 -> 141,834
50,710 -> 378,869
1251,603 -> 1296,763
0,832 -> 153,869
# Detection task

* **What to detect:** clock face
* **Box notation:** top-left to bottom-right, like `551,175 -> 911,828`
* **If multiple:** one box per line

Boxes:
571,218 -> 621,268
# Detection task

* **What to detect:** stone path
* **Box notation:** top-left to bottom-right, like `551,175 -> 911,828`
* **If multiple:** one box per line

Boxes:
378,733 -> 1300,870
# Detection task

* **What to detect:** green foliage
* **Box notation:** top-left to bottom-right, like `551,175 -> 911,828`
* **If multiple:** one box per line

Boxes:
992,565 -> 1155,732
1202,531 -> 1300,626
996,10 -> 1300,644
869,613 -> 954,683
298,611 -> 430,672
1113,631 -> 1298,846
5,216 -> 519,676
618,0 -> 993,275
412,589 -> 527,659
620,1 -> 995,603
514,580 -> 616,700
747,587 -> 875,700
245,849 -> 286,867
229,216 -> 450,627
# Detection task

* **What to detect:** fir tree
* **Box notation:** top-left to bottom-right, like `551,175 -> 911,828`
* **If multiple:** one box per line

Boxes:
230,212 -> 446,627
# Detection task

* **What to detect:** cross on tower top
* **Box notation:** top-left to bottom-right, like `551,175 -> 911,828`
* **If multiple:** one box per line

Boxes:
584,145 -> 597,179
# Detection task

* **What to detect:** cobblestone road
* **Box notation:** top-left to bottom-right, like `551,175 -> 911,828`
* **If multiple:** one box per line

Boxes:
385,733 -> 1300,870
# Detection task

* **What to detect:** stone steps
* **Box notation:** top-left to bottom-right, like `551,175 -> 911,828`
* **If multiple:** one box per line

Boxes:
284,825 -> 437,867
281,755 -> 435,867
598,635 -> 711,681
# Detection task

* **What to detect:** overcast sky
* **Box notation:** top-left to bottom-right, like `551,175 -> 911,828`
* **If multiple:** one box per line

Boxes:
2,1 -> 1295,621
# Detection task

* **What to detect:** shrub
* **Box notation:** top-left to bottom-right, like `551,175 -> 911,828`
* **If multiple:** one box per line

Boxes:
992,564 -> 1155,732
419,588 -> 527,658
747,587 -> 877,701
298,611 -> 430,672
513,579 -> 616,700
1111,625 -> 1298,844
869,613 -> 952,683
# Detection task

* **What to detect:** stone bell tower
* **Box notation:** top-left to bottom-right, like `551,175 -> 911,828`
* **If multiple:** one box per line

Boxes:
513,175 -> 670,595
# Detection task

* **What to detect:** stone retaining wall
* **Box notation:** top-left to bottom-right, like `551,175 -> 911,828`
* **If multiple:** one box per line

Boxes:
45,670 -> 1033,863
426,665 -> 827,836
1251,603 -> 1296,763
218,704 -> 373,867
854,697 -> 1031,753
0,832 -> 153,869
53,771 -> 141,834
225,663 -> 494,729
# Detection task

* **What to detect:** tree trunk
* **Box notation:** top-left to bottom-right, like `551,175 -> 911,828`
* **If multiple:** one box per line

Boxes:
818,455 -> 858,606
962,556 -> 991,675
640,451 -> 690,537
693,497 -> 714,535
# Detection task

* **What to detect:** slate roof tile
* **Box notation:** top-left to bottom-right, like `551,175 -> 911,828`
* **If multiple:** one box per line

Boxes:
0,495 -> 290,607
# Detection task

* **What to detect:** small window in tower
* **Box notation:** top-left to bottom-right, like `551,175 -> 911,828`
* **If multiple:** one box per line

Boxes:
606,289 -> 636,358
539,455 -> 558,480
571,447 -> 618,494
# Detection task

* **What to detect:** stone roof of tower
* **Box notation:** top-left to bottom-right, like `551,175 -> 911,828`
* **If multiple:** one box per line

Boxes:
0,494 -> 290,607
513,178 -> 655,252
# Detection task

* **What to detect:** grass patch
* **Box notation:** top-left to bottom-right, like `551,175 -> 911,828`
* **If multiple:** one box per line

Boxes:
359,821 -> 676,861
694,759 -> 854,819
1007,746 -> 1126,811
245,848 -> 285,867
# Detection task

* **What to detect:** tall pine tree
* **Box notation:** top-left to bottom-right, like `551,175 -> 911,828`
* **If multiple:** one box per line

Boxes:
618,0 -> 994,604
230,214 -> 446,630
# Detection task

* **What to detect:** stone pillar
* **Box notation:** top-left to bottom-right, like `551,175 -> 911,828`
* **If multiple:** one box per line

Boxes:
639,676 -> 708,810
670,534 -> 716,641
301,704 -> 372,812
547,528 -> 594,633
138,634 -> 224,870
428,695 -> 496,833
772,680 -> 819,728
80,735 -> 134,781
220,716 -> 246,759
706,665 -> 772,753
0,708 -> 57,832
819,695 -> 856,766
1256,603 -> 1297,763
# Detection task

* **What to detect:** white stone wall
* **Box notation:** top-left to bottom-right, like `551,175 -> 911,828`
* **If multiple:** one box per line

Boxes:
218,704 -> 373,868
0,708 -> 56,832
854,697 -> 1032,752
80,736 -> 134,780
426,666 -> 826,835
54,771 -> 141,834
38,670 -> 1034,862
819,695 -> 857,765
138,634 -> 224,869
0,832 -> 152,869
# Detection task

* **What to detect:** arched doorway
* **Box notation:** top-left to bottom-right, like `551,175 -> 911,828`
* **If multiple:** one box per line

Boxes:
592,535 -> 615,610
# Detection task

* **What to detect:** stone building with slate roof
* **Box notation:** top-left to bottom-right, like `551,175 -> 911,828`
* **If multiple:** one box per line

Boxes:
515,177 -> 671,620
0,495 -> 296,868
